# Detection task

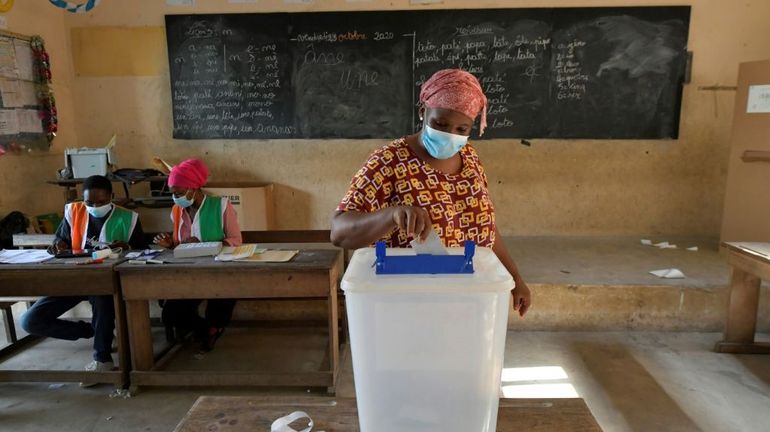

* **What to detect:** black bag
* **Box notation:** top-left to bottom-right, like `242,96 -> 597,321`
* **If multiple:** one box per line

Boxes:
0,211 -> 30,249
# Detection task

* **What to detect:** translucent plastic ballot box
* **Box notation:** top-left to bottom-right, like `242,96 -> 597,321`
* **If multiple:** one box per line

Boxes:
342,241 -> 513,432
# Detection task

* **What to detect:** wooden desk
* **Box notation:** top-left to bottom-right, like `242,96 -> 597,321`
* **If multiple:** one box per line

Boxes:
0,259 -> 130,387
715,242 -> 770,354
173,396 -> 603,432
116,249 -> 344,392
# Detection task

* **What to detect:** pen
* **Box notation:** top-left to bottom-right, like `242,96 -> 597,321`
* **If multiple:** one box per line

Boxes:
76,258 -> 105,266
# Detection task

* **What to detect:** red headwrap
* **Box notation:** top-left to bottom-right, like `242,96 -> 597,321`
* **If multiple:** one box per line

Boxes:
419,69 -> 488,136
168,159 -> 209,189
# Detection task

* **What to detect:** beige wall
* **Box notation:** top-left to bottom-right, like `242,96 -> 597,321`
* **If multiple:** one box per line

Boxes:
3,0 -> 770,236
0,1 -> 78,218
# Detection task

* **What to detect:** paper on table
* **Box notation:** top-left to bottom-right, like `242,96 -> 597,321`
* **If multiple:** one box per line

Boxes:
215,244 -> 266,261
0,109 -> 19,135
410,229 -> 448,255
686,246 -> 698,252
13,39 -> 34,82
17,109 -> 42,133
166,0 -> 194,5
650,268 -> 686,279
243,250 -> 298,262
641,239 -> 652,245
734,242 -> 770,258
0,249 -> 54,264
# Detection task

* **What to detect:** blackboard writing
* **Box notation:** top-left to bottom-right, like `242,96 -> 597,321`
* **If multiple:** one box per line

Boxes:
165,7 -> 690,140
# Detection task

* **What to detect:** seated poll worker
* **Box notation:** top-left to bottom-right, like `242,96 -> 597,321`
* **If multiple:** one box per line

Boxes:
21,175 -> 146,383
153,159 -> 243,351
330,68 -> 531,316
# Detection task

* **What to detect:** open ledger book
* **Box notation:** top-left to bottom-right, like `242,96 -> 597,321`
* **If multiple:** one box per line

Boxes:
215,244 -> 298,263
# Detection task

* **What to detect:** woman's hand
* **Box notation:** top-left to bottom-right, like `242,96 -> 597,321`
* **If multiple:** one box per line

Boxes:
47,239 -> 68,255
512,279 -> 531,318
108,241 -> 130,252
153,233 -> 174,249
181,236 -> 200,244
391,206 -> 431,241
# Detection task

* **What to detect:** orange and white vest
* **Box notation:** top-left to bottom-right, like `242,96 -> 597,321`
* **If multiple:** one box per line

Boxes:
63,202 -> 138,249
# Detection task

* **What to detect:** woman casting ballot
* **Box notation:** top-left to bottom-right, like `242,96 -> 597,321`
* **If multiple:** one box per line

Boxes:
154,159 -> 243,350
330,68 -> 531,317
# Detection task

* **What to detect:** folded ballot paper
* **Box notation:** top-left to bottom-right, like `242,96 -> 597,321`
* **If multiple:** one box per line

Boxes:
650,268 -> 686,279
410,229 -> 448,255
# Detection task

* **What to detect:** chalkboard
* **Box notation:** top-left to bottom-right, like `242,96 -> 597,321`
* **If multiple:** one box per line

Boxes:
165,7 -> 690,140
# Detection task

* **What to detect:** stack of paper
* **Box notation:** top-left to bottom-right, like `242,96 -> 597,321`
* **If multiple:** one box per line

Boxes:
215,244 -> 266,261
243,250 -> 298,263
0,249 -> 53,264
173,241 -> 223,258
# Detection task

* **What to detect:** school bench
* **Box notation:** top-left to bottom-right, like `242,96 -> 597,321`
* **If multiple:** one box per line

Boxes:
0,259 -> 130,387
119,230 -> 345,393
715,242 -> 770,354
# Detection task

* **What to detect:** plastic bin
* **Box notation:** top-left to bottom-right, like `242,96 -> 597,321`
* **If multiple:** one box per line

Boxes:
342,246 -> 513,432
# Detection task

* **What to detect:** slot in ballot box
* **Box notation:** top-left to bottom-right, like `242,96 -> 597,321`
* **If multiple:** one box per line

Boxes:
342,241 -> 512,432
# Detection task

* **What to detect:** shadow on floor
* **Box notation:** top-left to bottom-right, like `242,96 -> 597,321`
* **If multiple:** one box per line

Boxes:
574,340 -> 702,432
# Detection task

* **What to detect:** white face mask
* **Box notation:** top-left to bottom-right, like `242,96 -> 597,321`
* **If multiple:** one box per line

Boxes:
173,190 -> 196,208
86,203 -> 112,218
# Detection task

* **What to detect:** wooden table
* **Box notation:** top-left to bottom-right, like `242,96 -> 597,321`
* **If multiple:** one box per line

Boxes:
173,396 -> 603,432
116,249 -> 344,392
0,259 -> 130,387
715,242 -> 770,354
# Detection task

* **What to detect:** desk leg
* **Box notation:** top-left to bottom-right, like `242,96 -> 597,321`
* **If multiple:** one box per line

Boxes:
113,289 -> 130,389
126,300 -> 153,374
715,268 -> 770,353
327,275 -> 340,394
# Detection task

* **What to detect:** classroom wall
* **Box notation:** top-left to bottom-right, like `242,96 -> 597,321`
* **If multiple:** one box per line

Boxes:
4,0 -> 770,237
0,2 -> 78,219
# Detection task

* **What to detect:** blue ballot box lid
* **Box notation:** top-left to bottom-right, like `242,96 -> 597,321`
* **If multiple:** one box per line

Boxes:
374,240 -> 475,275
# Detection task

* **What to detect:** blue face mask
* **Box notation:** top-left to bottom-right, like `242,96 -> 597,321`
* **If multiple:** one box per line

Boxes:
420,125 -> 469,160
86,203 -> 112,219
173,191 -> 195,208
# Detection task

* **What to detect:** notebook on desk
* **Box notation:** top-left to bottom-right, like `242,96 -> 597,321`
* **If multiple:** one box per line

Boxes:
173,242 -> 223,258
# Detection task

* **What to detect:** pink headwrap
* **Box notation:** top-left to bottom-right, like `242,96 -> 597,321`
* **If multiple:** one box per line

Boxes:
419,69 -> 488,136
168,159 -> 209,189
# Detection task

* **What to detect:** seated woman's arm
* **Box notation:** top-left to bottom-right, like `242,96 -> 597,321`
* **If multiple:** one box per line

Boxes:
222,200 -> 243,246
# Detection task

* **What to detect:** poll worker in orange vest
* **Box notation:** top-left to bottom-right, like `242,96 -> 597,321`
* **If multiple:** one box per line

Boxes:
21,175 -> 146,385
154,159 -> 242,351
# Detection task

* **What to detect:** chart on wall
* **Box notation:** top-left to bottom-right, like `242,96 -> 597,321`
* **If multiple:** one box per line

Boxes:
0,33 -> 55,154
165,6 -> 691,140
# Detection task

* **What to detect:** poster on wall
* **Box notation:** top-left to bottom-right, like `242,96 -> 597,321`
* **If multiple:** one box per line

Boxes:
747,84 -> 770,113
